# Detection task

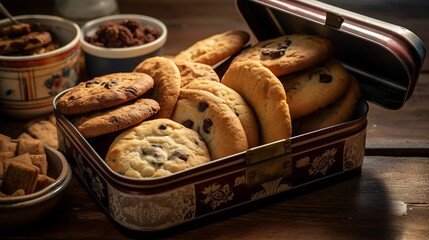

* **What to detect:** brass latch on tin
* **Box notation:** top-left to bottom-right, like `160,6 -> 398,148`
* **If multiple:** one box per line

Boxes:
325,11 -> 344,29
245,139 -> 292,186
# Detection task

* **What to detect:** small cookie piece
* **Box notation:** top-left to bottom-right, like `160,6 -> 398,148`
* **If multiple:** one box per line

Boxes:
56,72 -> 154,115
183,81 -> 259,148
0,31 -> 52,55
173,59 -> 220,87
26,120 -> 58,150
175,30 -> 250,66
105,118 -> 211,178
293,75 -> 361,135
16,138 -> 45,155
72,98 -> 160,138
232,34 -> 332,76
279,58 -> 351,119
134,56 -> 181,119
30,154 -> 48,175
35,174 -> 56,192
2,161 -> 39,195
171,89 -> 248,159
221,60 -> 292,144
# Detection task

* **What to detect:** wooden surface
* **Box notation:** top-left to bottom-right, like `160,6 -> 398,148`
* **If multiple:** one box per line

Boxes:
1,0 -> 428,239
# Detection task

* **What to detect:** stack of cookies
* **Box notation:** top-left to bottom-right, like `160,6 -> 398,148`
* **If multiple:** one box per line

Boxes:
56,30 -> 361,179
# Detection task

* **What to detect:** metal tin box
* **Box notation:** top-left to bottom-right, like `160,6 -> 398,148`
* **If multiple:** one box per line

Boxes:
53,0 -> 425,232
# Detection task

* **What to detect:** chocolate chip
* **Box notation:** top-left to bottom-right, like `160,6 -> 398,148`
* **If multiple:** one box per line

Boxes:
182,119 -> 194,128
158,124 -> 167,130
125,86 -> 138,95
169,151 -> 189,161
142,148 -> 166,165
198,101 -> 209,112
203,119 -> 213,134
261,48 -> 285,59
319,73 -> 332,83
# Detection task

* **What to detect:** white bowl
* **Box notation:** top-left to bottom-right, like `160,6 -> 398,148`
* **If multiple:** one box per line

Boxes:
0,146 -> 72,229
80,14 -> 167,78
0,15 -> 82,119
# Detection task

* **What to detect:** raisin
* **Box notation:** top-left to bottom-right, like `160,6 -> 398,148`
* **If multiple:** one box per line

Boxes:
169,151 -> 189,161
182,119 -> 194,128
158,124 -> 167,130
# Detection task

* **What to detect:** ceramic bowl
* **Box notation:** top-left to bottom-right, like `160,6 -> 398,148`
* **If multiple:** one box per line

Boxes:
0,15 -> 81,119
0,146 -> 72,229
80,14 -> 167,79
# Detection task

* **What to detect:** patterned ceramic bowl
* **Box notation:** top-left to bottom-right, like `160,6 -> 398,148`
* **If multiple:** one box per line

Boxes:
80,14 -> 167,79
0,15 -> 81,119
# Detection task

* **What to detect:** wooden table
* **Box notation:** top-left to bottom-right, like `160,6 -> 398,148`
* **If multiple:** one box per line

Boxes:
1,0 -> 428,239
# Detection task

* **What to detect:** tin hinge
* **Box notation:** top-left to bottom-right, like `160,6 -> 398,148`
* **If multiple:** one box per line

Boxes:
245,139 -> 292,187
325,11 -> 344,29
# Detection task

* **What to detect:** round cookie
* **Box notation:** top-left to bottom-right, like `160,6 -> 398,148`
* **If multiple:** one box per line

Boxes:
171,89 -> 248,160
173,59 -> 220,87
279,58 -> 351,120
71,98 -> 160,138
105,118 -> 211,178
221,60 -> 292,144
183,81 -> 259,148
293,75 -> 361,135
174,30 -> 250,66
56,72 -> 154,115
232,34 -> 332,76
134,56 -> 181,119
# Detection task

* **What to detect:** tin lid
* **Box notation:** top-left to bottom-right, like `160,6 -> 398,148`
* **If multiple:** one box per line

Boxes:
236,0 -> 426,109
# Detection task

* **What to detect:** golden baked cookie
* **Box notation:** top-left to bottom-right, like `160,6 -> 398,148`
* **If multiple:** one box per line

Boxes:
71,98 -> 160,138
173,59 -> 220,87
279,58 -> 351,119
56,72 -> 154,115
221,60 -> 292,144
134,56 -> 181,119
293,74 -> 361,135
171,89 -> 248,160
175,30 -> 250,66
232,34 -> 332,76
105,118 -> 211,178
183,81 -> 259,148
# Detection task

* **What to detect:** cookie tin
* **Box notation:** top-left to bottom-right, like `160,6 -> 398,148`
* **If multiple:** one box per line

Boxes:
53,0 -> 425,232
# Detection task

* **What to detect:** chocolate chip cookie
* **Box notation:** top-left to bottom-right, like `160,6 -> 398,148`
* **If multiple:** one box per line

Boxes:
134,56 -> 181,119
171,89 -> 248,160
105,118 -> 211,178
183,81 -> 259,148
173,59 -> 220,87
175,30 -> 250,66
279,58 -> 351,119
56,72 -> 154,115
232,34 -> 332,76
72,98 -> 160,138
221,60 -> 292,144
293,74 -> 361,135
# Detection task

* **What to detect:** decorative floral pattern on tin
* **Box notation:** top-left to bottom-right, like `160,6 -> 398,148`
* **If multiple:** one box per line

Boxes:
91,175 -> 105,200
309,148 -> 337,176
44,67 -> 78,95
201,182 -> 234,210
344,131 -> 366,170
251,177 -> 292,200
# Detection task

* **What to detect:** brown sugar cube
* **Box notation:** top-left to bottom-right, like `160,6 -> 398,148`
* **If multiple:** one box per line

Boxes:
2,161 -> 39,195
26,120 -> 58,150
1,153 -> 33,179
0,138 -> 17,152
30,154 -> 48,175
35,174 -> 55,192
17,138 -> 45,155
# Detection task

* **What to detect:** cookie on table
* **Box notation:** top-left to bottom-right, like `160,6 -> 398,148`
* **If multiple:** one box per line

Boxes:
232,34 -> 332,76
105,118 -> 211,178
221,60 -> 292,144
25,119 -> 58,150
293,74 -> 361,135
134,56 -> 181,119
173,59 -> 220,87
72,98 -> 160,138
183,81 -> 259,148
171,89 -> 248,160
175,30 -> 250,66
56,72 -> 154,115
279,58 -> 351,120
